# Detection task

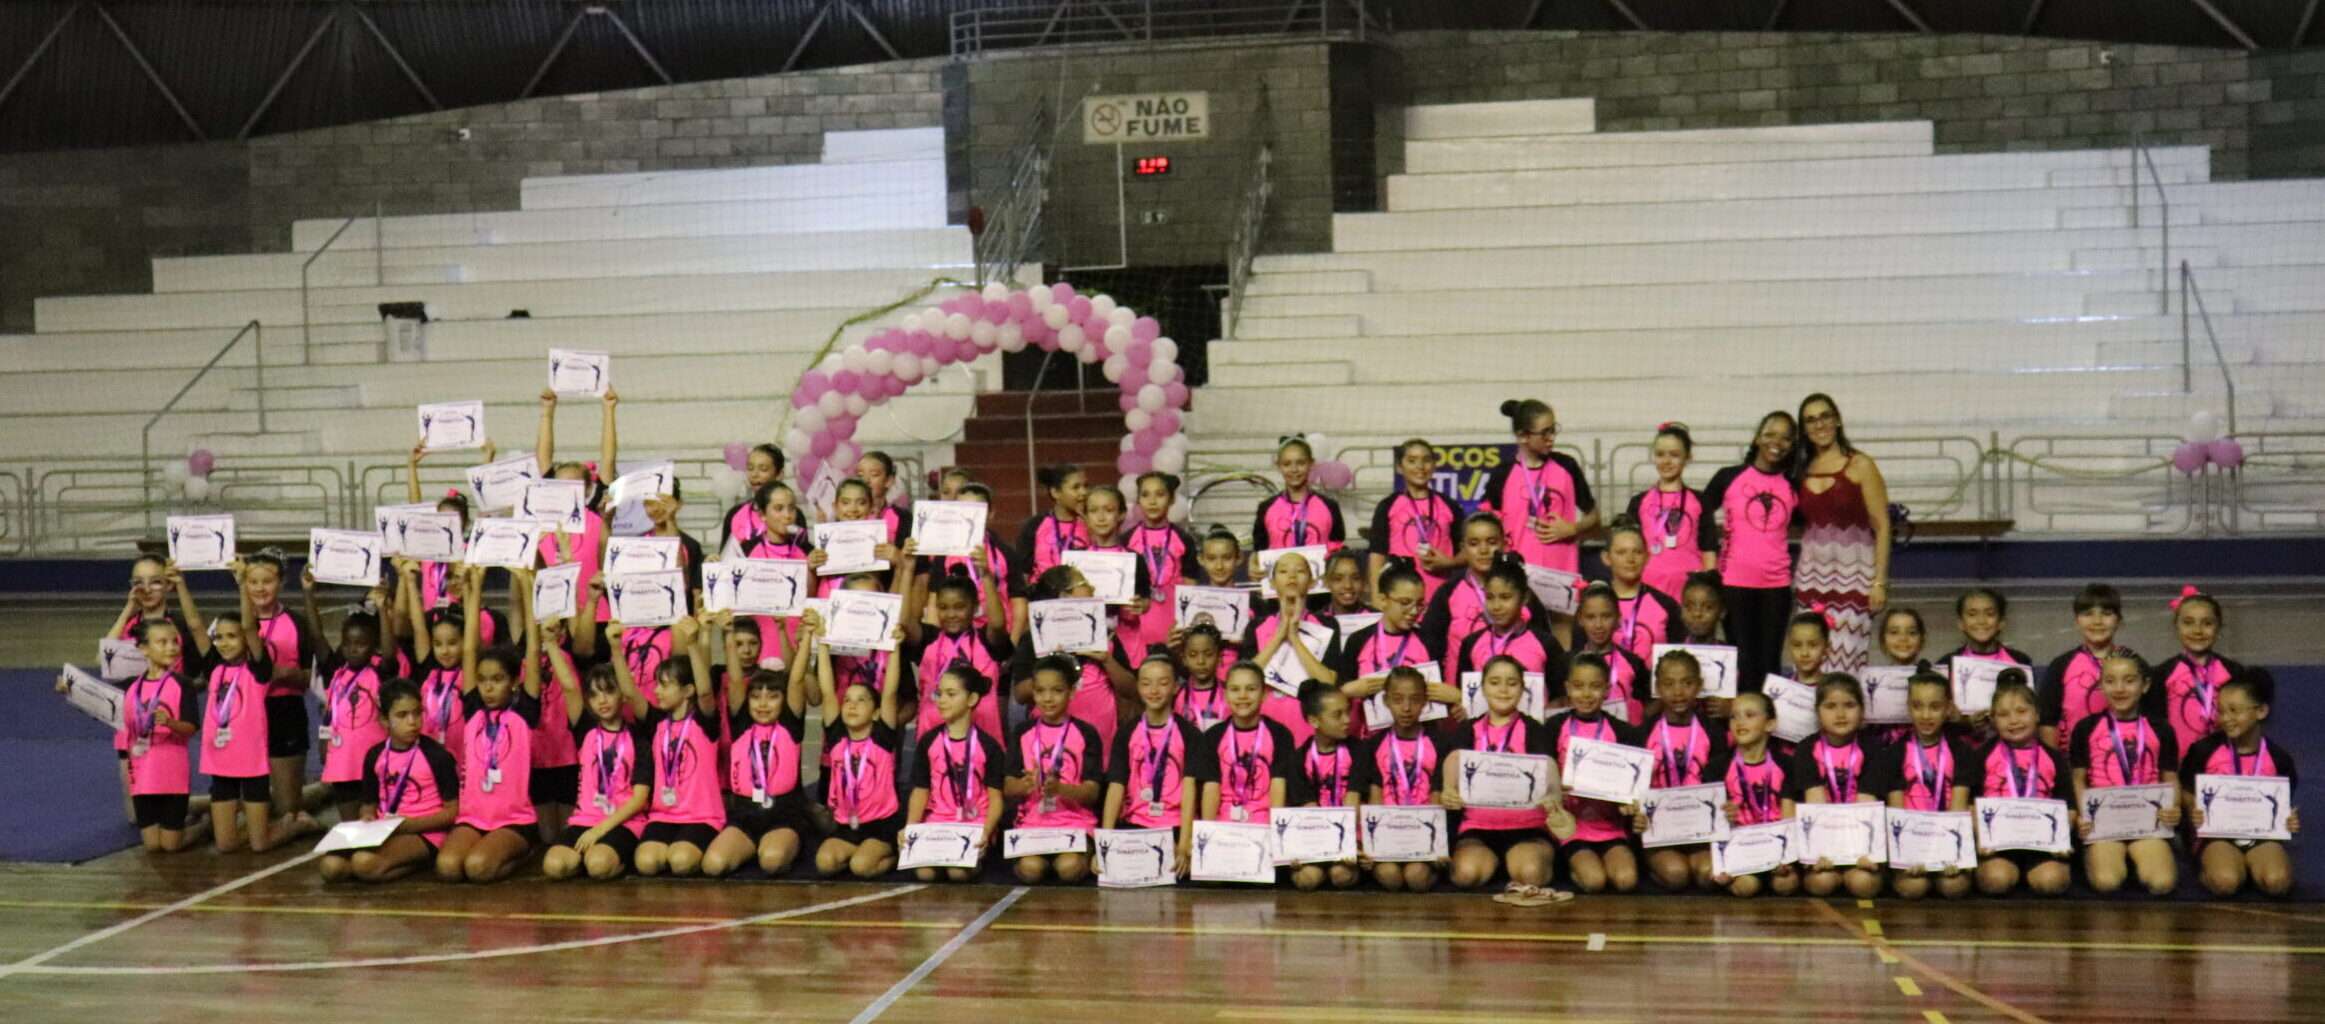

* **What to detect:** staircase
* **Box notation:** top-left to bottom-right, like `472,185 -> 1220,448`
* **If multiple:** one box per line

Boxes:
954,391 -> 1126,526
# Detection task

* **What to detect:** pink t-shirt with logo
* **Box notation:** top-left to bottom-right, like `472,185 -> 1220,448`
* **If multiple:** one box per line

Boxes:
418,662 -> 466,765
914,630 -> 1006,742
618,626 -> 675,707
1109,714 -> 1210,829
319,655 -> 388,785
456,692 -> 542,832
1486,451 -> 1594,574
532,648 -> 579,772
727,713 -> 805,808
1452,615 -> 1557,682
1204,719 -> 1293,823
1613,587 -> 1679,667
823,723 -> 903,827
915,726 -> 1006,825
1368,728 -> 1442,806
121,672 -> 195,796
250,609 -> 307,697
1629,486 -> 1713,600
646,709 -> 725,828
366,737 -> 459,846
538,510 -> 610,624
1252,491 -> 1344,553
1010,717 -> 1105,830
1710,464 -> 1796,590
1718,751 -> 1788,826
201,657 -> 272,779
1644,713 -> 1719,789
2069,712 -> 2177,789
2154,653 -> 2241,761
1373,490 -> 1460,603
2039,647 -> 2114,738
1447,714 -> 1552,833
1965,740 -> 2064,800
1127,522 -> 1196,648
1551,711 -> 1633,843
572,723 -> 648,835
1882,735 -> 1963,812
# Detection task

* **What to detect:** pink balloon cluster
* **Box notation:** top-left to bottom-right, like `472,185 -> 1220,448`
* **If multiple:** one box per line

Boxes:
186,449 -> 216,478
2171,437 -> 2246,474
782,282 -> 1193,485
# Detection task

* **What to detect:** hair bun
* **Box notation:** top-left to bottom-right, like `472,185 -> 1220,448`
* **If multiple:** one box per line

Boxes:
1497,399 -> 1521,417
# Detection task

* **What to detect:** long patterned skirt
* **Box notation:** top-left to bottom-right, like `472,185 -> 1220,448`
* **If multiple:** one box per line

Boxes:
1794,520 -> 1876,674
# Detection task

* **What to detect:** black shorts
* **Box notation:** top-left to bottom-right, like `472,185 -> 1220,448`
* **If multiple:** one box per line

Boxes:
559,823 -> 641,862
530,765 -> 580,805
641,822 -> 719,848
330,780 -> 367,805
1985,849 -> 2068,873
1456,826 -> 1553,859
1558,836 -> 1640,871
133,794 -> 190,830
265,695 -> 310,757
724,795 -> 812,842
826,811 -> 904,849
208,774 -> 271,804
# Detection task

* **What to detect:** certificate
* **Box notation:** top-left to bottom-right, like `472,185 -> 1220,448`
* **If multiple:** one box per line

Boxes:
96,639 -> 148,682
314,816 -> 405,854
1362,663 -> 1449,731
897,822 -> 985,869
465,453 -> 539,513
1094,828 -> 1176,888
1358,805 -> 1450,863
547,348 -> 610,397
1062,550 -> 1138,604
1269,806 -> 1358,865
166,514 -> 235,571
1859,665 -> 1916,725
1458,670 -> 1548,722
1763,675 -> 1821,743
520,479 -> 589,534
909,501 -> 987,558
1561,736 -> 1657,805
1456,750 -> 1554,810
1173,586 -> 1252,643
1711,820 -> 1797,877
308,528 -> 383,587
1028,598 -> 1108,657
607,460 -> 676,506
1950,657 -> 2017,715
1262,620 -> 1336,697
1651,643 -> 1738,699
1524,565 -> 1584,616
417,400 -> 485,451
727,558 -> 810,617
1335,612 -> 1382,637
603,535 -> 680,577
373,503 -> 433,555
2082,784 -> 2177,843
1975,797 -> 2073,854
465,518 -> 545,569
532,563 -> 581,623
1191,820 -> 1277,883
1255,545 -> 1329,594
1796,802 -> 1886,865
1640,783 -> 1727,848
824,589 -> 904,651
605,569 -> 686,628
60,665 -> 124,730
699,560 -> 731,613
393,511 -> 466,563
1886,809 -> 1978,871
812,520 -> 890,576
2194,774 -> 2294,841
1003,828 -> 1088,858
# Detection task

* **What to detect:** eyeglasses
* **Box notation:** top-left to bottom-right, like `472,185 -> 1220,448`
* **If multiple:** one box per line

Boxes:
1519,425 -> 1559,438
1803,412 -> 1840,427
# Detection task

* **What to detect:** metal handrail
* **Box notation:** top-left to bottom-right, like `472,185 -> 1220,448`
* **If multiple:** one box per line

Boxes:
949,0 -> 1366,58
2128,132 -> 2170,318
139,319 -> 264,533
300,199 -> 384,365
1223,86 -> 1275,339
2180,260 -> 2238,436
975,106 -> 1052,287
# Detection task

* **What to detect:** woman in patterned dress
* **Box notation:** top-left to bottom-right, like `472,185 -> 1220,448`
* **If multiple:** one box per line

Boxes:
1792,394 -> 1891,674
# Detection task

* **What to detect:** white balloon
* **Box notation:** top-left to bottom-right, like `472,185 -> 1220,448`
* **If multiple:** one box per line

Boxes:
817,391 -> 845,418
1168,495 -> 1191,523
1090,294 -> 1118,318
1126,408 -> 1153,432
1103,354 -> 1128,383
1154,447 -> 1185,474
1028,286 -> 1054,311
1042,305 -> 1071,329
997,322 -> 1027,353
920,356 -> 940,378
1057,324 -> 1086,353
162,459 -> 191,483
901,314 -> 924,334
1137,385 -> 1165,412
981,282 -> 1010,302
1108,306 -> 1136,327
1153,337 -> 1178,364
1075,343 -> 1100,364
182,476 -> 211,502
969,321 -> 997,349
922,306 -> 948,327
794,406 -> 826,433
941,313 -> 970,340
1120,435 -> 1138,453
1104,325 -> 1133,349
2187,409 -> 2221,443
844,393 -> 869,418
865,350 -> 894,376
819,353 -> 844,375
709,466 -> 749,504
841,347 -> 868,373
1149,360 -> 1178,385
895,358 -> 924,384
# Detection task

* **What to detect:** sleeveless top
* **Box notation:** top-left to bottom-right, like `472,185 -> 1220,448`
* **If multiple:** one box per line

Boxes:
1799,454 -> 1872,531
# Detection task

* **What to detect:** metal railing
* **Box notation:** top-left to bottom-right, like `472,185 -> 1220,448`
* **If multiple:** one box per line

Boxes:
974,106 -> 1052,288
949,0 -> 1370,58
139,320 -> 266,535
1222,87 -> 1275,339
300,200 -> 384,365
2180,260 -> 2239,436
2129,132 -> 2171,318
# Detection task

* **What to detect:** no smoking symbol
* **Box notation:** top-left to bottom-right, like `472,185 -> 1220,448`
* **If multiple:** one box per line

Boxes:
1092,102 -> 1123,136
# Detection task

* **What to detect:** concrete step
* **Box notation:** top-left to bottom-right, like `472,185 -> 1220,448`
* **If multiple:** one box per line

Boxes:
522,157 -> 945,209
1403,121 -> 1935,174
290,193 -> 946,251
821,127 -> 945,163
1402,98 -> 1597,140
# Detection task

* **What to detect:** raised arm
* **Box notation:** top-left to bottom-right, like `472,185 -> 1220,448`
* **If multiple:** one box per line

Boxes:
405,439 -> 428,504
300,565 -> 328,653
677,613 -> 715,717
459,566 -> 485,691
877,629 -> 904,729
783,621 -> 813,718
535,390 -> 559,475
553,631 -> 587,726
517,568 -> 542,699
398,560 -> 431,663
170,562 -> 213,657
597,388 -> 620,481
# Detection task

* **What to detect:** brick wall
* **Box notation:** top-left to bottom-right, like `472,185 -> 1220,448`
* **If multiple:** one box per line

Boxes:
0,142 -> 248,333
2251,49 -> 2325,179
1387,31 -> 2262,177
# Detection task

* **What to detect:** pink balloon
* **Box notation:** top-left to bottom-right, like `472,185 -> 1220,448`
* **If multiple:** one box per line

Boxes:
1119,392 -> 1139,412
954,339 -> 979,363
833,370 -> 861,394
1022,320 -> 1054,347
2207,437 -> 2245,469
810,432 -> 836,459
1132,317 -> 1161,343
1126,341 -> 1153,367
1007,293 -> 1034,321
832,440 -> 862,470
722,442 -> 751,471
800,370 -> 831,399
1066,297 -> 1093,321
830,416 -> 857,441
791,389 -> 814,409
1117,452 -> 1151,476
1164,381 -> 1189,409
1120,365 -> 1148,392
981,300 -> 1010,324
1134,429 -> 1165,454
1152,410 -> 1180,436
2171,441 -> 2209,475
1050,282 -> 1077,303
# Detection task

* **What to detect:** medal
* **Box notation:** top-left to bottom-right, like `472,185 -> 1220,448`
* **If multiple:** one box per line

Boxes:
131,739 -> 150,758
753,786 -> 770,808
1230,804 -> 1248,822
213,728 -> 231,748
661,786 -> 678,806
595,795 -> 613,813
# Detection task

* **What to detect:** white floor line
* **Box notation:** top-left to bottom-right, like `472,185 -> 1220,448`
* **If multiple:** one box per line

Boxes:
7,882 -> 923,977
0,850 -> 323,979
847,885 -> 1027,1024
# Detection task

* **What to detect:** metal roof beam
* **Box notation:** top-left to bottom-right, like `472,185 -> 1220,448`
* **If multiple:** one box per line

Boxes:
349,2 -> 442,110
2293,0 -> 2319,46
1881,0 -> 1932,33
780,0 -> 836,73
2185,0 -> 2259,50
598,5 -> 675,83
92,1 -> 208,139
2020,0 -> 2047,34
836,0 -> 903,61
239,8 -> 335,137
1764,0 -> 1789,31
0,2 -> 81,116
520,5 -> 587,97
1605,0 -> 1649,30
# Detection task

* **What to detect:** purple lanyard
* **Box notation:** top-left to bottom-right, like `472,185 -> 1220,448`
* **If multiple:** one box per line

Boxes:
660,717 -> 693,792
1133,525 -> 1174,584
481,709 -> 508,775
1230,727 -> 1262,803
1141,719 -> 1176,801
1644,489 -> 1678,548
2230,744 -> 2265,777
835,737 -> 872,818
2002,746 -> 2038,798
210,669 -> 241,726
1309,745 -> 1347,805
946,733 -> 975,809
381,746 -> 420,813
2185,655 -> 2218,718
748,728 -> 776,795
2104,716 -> 2146,784
1400,494 -> 1436,553
1034,723 -> 1071,785
594,730 -> 627,803
1909,738 -> 1949,802
1482,718 -> 1519,753
1618,594 -> 1644,651
1817,740 -> 1861,802
1376,630 -> 1417,671
1389,735 -> 1425,802
1652,719 -> 1694,785
132,676 -> 165,736
1284,493 -> 1314,546
426,669 -> 460,733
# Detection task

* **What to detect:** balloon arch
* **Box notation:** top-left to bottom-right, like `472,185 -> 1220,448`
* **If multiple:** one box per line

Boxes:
781,282 -> 1192,489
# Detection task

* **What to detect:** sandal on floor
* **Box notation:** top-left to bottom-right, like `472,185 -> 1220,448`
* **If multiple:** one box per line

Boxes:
1492,882 -> 1539,905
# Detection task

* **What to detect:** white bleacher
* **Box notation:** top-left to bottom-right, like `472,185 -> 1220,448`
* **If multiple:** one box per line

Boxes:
1200,97 -> 2325,532
0,128 -> 1011,549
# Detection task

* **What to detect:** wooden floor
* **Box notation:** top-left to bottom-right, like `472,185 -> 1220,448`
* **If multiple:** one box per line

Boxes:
1,848 -> 2320,1023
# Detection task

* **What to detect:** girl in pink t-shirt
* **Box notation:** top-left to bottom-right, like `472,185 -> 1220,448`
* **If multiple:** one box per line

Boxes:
535,388 -> 617,625
301,564 -> 392,828
1627,423 -> 1719,600
1005,659 -> 1107,884
1632,650 -> 1726,893
915,482 -> 1023,636
1783,676 -> 1885,901
1366,667 -> 1447,892
105,619 -> 202,852
719,444 -> 787,557
907,665 -> 1008,883
814,617 -> 907,879
2150,589 -> 2248,764
1250,437 -> 1347,561
436,585 -> 545,883
732,481 -> 814,658
1483,399 -> 1598,577
1369,439 -> 1462,605
701,658 -> 812,879
632,616 -> 722,878
1441,655 -> 1572,896
543,660 -> 650,882
1104,656 -> 1208,880
1549,654 -> 1641,894
1601,522 -> 1683,670
1420,514 -> 1513,662
1570,586 -> 1651,726
2184,677 -> 2301,897
1016,463 -> 1089,577
905,574 -> 1011,743
2069,652 -> 2181,898
1878,673 -> 1971,901
200,614 -> 280,852
1289,681 -> 1365,892
1081,484 -> 1157,660
319,680 -> 462,884
398,559 -> 477,768
1702,411 -> 1799,693
1200,664 -> 1295,826
1128,471 -> 1199,650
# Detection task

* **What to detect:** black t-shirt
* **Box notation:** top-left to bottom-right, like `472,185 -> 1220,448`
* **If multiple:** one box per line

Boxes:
1286,736 -> 1373,807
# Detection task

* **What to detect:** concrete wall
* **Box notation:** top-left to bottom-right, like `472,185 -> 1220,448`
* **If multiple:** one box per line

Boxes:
2252,49 -> 2325,179
0,143 -> 248,333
